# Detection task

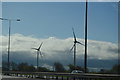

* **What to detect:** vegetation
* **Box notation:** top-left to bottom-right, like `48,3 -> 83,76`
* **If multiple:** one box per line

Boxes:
110,64 -> 120,74
67,64 -> 85,72
38,66 -> 50,72
2,61 -> 120,74
2,61 -> 48,72
17,63 -> 35,72
98,64 -> 120,74
54,62 -> 66,72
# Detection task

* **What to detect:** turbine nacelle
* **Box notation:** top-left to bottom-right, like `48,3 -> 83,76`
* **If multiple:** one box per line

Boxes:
72,27 -> 84,46
32,42 -> 43,51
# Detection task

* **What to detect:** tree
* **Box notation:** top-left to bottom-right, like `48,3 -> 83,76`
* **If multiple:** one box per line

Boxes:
68,64 -> 75,72
28,65 -> 36,72
54,62 -> 66,72
18,62 -> 35,72
10,61 -> 18,71
111,64 -> 120,74
2,61 -> 8,71
38,67 -> 50,72
68,64 -> 85,72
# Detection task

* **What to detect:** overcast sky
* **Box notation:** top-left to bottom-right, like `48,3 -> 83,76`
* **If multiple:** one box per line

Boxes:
0,1 -> 119,70
1,34 -> 118,70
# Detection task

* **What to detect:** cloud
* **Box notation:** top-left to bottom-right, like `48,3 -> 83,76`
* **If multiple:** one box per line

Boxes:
1,33 -> 118,59
87,40 -> 118,60
1,33 -> 118,69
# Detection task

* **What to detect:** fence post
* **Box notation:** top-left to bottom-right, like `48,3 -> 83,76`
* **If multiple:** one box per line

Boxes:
67,77 -> 69,80
56,76 -> 58,80
73,77 -> 75,80
61,76 -> 63,80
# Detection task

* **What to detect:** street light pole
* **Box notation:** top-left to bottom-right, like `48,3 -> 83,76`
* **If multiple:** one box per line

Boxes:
8,20 -> 11,71
0,18 -> 20,71
84,0 -> 88,73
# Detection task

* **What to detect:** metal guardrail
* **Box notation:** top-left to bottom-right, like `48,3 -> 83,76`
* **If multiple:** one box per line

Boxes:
2,71 -> 120,80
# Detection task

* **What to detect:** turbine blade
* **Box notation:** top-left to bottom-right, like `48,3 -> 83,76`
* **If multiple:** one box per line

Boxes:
38,42 -> 43,50
70,43 -> 75,52
39,51 -> 43,58
72,28 -> 77,42
76,41 -> 84,46
31,48 -> 38,50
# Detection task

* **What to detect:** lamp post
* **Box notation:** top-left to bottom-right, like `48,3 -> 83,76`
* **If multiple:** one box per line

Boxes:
84,0 -> 88,73
0,18 -> 20,71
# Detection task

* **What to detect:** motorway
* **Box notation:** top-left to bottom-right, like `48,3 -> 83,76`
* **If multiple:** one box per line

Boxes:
2,78 -> 45,80
1,72 -> 120,80
1,75 -> 45,80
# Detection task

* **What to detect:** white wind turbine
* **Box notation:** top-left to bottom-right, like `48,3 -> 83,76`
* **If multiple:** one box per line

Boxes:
70,28 -> 84,69
31,42 -> 43,71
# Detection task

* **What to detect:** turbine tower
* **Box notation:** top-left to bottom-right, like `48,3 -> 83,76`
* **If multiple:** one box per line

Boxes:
32,42 -> 43,71
70,28 -> 84,69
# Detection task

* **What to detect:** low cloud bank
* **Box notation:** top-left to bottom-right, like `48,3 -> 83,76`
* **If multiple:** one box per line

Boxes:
1,33 -> 118,69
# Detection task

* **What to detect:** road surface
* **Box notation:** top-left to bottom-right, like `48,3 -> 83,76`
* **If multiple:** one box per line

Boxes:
1,75 -> 46,80
2,78 -> 45,80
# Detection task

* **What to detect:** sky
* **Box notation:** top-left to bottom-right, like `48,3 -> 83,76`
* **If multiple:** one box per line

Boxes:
2,2 -> 118,43
0,1 -> 119,70
0,1 -> 2,68
1,0 -> 120,2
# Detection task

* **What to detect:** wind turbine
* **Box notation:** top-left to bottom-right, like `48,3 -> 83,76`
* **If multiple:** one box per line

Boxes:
70,28 -> 84,69
31,42 -> 43,71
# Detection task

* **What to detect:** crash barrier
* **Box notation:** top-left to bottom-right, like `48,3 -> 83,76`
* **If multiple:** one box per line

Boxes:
2,71 -> 120,80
